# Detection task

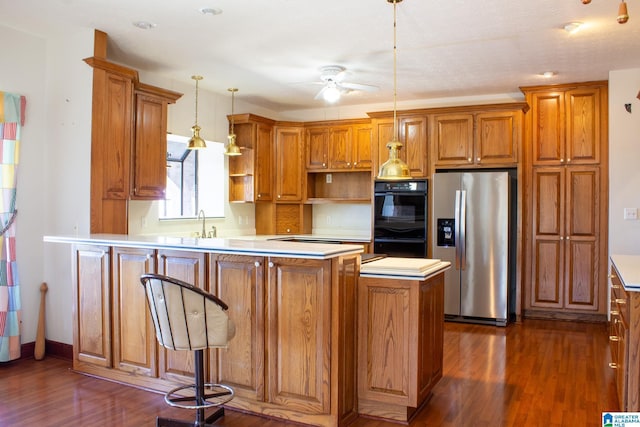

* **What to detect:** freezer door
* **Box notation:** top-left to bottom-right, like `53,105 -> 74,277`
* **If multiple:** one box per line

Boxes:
459,172 -> 510,321
432,172 -> 463,316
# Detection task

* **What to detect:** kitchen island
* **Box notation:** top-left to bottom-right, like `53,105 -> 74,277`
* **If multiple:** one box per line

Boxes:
44,234 -> 449,426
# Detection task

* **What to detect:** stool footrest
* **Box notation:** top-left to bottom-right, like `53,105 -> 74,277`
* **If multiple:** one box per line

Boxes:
164,383 -> 234,410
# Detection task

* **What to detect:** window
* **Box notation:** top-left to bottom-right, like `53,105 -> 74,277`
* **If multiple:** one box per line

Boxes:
160,134 -> 225,219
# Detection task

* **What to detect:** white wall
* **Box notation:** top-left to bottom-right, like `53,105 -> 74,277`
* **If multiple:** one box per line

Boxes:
609,68 -> 640,255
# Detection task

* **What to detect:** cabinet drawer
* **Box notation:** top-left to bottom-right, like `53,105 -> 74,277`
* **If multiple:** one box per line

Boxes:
611,266 -> 629,325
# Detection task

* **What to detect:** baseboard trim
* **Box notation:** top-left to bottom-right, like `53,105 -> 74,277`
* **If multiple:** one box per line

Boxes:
20,340 -> 73,361
523,309 -> 607,323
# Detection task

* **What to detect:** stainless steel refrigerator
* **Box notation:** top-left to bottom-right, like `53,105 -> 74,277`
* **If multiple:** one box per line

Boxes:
432,170 -> 516,326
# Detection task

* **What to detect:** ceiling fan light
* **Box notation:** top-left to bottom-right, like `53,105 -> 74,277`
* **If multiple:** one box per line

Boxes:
323,85 -> 341,103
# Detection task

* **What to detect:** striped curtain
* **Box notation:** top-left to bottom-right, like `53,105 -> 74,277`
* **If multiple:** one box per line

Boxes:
0,92 -> 26,362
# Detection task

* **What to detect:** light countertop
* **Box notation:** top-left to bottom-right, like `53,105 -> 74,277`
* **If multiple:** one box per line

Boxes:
611,254 -> 640,290
43,234 -> 364,260
360,257 -> 451,280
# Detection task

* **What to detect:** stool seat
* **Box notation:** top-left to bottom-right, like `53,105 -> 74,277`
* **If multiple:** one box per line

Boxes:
141,274 -> 236,427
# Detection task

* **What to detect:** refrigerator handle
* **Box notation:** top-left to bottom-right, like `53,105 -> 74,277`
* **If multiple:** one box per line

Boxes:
460,190 -> 467,270
454,190 -> 461,269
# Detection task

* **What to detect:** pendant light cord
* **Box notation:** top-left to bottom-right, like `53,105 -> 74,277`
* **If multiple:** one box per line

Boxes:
392,0 -> 398,141
231,90 -> 235,135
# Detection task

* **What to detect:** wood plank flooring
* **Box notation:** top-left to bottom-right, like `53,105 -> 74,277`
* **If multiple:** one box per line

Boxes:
0,319 -> 619,427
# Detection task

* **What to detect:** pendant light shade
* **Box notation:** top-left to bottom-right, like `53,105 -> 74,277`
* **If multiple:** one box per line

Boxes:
377,0 -> 411,180
618,0 -> 629,24
224,88 -> 242,156
187,75 -> 206,150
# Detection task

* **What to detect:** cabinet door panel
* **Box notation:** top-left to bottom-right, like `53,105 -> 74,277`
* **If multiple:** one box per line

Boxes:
565,88 -> 601,164
276,127 -> 304,201
255,123 -> 274,201
476,111 -> 518,165
112,247 -> 157,376
531,239 -> 563,308
566,167 -> 599,236
353,124 -> 373,170
328,126 -> 353,169
306,127 -> 329,170
74,245 -> 112,367
267,258 -> 331,414
400,116 -> 428,177
211,255 -> 265,401
531,92 -> 565,165
533,169 -> 564,236
157,250 -> 207,383
433,114 -> 474,166
133,93 -> 167,199
564,239 -> 597,309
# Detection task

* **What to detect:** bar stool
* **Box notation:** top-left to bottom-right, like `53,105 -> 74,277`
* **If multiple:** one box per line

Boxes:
140,274 -> 236,427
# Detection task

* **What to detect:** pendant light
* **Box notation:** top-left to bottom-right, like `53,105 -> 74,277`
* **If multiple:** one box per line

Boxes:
377,0 -> 411,180
581,0 -> 629,24
224,88 -> 241,156
187,75 -> 206,150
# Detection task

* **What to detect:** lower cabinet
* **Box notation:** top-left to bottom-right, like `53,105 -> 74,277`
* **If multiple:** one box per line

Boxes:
357,272 -> 444,422
610,262 -> 631,410
71,244 -> 360,427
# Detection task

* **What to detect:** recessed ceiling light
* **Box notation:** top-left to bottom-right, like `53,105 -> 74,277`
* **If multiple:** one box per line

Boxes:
133,21 -> 157,30
199,7 -> 223,15
563,22 -> 583,34
541,71 -> 557,78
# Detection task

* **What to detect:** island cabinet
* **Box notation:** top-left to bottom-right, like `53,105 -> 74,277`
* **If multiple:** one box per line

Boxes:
431,106 -> 525,168
608,255 -> 640,412
522,81 -> 608,321
59,235 -> 363,427
227,114 -> 275,203
357,272 -> 444,422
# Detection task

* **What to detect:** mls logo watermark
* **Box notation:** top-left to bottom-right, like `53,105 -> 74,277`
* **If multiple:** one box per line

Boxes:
603,412 -> 640,427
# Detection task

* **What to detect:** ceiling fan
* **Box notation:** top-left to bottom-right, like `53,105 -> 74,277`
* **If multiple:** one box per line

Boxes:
312,65 -> 379,103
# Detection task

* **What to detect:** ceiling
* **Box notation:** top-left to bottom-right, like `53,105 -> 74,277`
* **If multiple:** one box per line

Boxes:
1,0 -> 639,112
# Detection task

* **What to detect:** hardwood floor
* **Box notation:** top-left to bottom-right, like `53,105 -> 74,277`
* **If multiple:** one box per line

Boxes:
0,319 -> 618,427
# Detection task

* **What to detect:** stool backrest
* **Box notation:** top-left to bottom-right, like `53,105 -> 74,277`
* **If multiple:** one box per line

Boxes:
140,274 -> 234,351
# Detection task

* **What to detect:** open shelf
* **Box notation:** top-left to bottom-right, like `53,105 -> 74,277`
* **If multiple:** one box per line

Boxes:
306,171 -> 371,202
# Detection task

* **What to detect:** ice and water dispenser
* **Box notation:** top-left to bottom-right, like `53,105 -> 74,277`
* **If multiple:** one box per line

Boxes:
437,218 -> 455,247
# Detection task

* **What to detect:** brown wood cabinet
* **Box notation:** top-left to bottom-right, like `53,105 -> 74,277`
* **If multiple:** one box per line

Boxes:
275,125 -> 304,202
432,108 -> 522,168
609,262 -> 630,410
72,245 -> 112,370
228,114 -> 275,203
111,246 -> 156,377
84,32 -> 181,233
209,254 -> 265,401
68,238 -> 362,427
528,85 -> 603,166
358,272 -> 444,422
523,82 -> 608,321
306,122 -> 373,171
370,115 -> 428,178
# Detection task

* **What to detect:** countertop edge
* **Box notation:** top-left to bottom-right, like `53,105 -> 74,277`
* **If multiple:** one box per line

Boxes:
360,263 -> 451,281
44,234 -> 364,260
611,254 -> 640,291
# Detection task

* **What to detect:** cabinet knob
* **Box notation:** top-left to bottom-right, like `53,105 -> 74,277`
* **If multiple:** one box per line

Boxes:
476,157 -> 481,162
254,261 -> 261,267
566,236 -> 570,240
277,195 -> 281,199
612,284 -> 621,290
609,274 -> 618,279
567,158 -> 571,163
286,228 -> 291,233
609,362 -> 619,369
322,163 -> 326,167
268,261 -> 274,268
560,236 -> 564,240
609,335 -> 620,342
353,162 -> 357,166
560,158 -> 565,163
257,194 -> 261,198
611,310 -> 620,316
467,157 -> 472,162
615,298 -> 627,305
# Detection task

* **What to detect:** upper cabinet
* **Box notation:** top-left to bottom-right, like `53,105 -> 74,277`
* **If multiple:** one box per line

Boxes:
527,85 -> 604,166
431,106 -> 525,168
85,32 -> 182,233
305,121 -> 373,172
275,125 -> 305,202
228,114 -> 275,203
370,114 -> 428,178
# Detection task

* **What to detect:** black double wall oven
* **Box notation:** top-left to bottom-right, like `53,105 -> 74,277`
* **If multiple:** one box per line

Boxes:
373,179 -> 428,258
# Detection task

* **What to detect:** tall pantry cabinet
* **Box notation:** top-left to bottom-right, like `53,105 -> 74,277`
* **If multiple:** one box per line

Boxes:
522,81 -> 608,321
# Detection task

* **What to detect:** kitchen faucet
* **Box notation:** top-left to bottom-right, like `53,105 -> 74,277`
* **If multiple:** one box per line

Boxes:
197,209 -> 206,238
